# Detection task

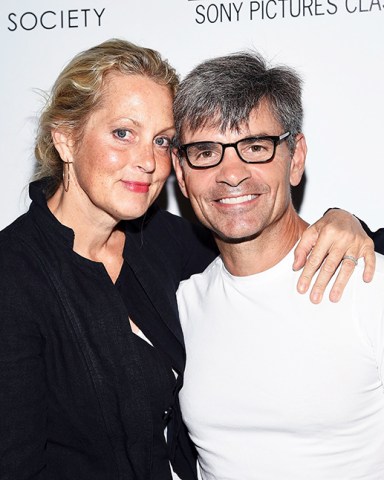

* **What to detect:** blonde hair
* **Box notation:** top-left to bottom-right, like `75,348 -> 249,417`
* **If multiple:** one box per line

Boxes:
34,38 -> 179,191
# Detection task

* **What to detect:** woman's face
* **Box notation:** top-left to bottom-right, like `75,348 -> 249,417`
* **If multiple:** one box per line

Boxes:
59,72 -> 174,223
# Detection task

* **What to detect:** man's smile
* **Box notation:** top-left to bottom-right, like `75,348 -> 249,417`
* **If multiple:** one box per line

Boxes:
217,194 -> 259,205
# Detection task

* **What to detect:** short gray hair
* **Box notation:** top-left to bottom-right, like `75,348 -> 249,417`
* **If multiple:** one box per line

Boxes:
173,51 -> 303,154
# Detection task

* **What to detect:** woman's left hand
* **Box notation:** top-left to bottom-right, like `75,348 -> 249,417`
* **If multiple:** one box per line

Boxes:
293,209 -> 376,304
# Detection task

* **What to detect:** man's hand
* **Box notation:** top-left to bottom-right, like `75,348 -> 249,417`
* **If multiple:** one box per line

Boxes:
293,209 -> 376,304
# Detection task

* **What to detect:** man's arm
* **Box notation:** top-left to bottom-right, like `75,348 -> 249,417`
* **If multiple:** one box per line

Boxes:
293,209 -> 376,304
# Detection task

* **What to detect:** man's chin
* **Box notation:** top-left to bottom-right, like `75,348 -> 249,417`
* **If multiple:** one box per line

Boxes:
213,230 -> 261,245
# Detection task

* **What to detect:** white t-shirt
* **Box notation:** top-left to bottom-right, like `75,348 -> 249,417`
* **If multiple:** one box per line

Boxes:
177,249 -> 384,480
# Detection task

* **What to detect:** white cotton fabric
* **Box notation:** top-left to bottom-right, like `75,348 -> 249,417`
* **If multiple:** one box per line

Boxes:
177,249 -> 384,480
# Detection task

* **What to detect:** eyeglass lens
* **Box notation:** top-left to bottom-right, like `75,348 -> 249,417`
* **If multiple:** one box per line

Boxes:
186,137 -> 276,167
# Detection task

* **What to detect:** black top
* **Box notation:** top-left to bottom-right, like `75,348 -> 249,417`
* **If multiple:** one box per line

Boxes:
116,262 -> 176,479
0,178 -> 217,480
129,335 -> 175,479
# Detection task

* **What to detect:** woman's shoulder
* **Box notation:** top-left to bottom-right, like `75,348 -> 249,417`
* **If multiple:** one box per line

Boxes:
0,211 -> 57,326
0,211 -> 35,255
0,210 -> 53,291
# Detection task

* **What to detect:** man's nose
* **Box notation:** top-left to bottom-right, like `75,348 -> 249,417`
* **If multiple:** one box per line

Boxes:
215,145 -> 251,187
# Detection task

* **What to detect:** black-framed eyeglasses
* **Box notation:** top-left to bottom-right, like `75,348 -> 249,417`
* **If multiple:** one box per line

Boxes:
177,131 -> 291,169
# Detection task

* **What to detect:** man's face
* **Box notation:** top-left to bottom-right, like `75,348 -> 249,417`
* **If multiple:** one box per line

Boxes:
173,101 -> 306,243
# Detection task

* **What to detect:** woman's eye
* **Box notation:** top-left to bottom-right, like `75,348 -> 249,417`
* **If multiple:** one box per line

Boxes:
154,136 -> 171,148
113,129 -> 132,140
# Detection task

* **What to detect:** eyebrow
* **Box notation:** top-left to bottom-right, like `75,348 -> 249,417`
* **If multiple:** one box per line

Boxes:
110,117 -> 175,134
112,117 -> 141,127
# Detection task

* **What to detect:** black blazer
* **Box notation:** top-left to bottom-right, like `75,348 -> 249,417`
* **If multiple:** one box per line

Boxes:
367,226 -> 384,255
375,230 -> 384,254
0,180 -> 217,480
359,218 -> 384,254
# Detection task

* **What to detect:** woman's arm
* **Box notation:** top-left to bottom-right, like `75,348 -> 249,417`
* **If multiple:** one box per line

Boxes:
358,220 -> 384,256
0,245 -> 47,479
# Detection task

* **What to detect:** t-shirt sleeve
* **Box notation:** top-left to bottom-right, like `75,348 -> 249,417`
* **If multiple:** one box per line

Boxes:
356,253 -> 384,385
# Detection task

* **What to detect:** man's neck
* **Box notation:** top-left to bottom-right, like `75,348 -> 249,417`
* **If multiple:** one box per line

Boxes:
216,207 -> 308,276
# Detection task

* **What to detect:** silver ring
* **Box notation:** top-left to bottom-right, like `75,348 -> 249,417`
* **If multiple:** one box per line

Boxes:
342,255 -> 358,266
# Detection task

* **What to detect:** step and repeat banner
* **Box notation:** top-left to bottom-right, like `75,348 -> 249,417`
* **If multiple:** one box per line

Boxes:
0,0 -> 382,230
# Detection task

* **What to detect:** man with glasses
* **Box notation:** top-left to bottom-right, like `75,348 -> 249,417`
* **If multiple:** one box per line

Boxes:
172,51 -> 384,479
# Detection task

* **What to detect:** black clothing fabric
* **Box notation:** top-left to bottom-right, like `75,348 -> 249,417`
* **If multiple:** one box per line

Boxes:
374,229 -> 384,255
0,179 -> 217,480
129,335 -> 175,480
360,220 -> 384,255
116,264 -> 177,480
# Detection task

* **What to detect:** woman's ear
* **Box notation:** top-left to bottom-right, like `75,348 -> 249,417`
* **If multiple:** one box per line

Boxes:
290,133 -> 307,187
51,128 -> 75,163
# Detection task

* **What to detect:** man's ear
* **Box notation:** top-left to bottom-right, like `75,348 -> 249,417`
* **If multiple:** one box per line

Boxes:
290,133 -> 307,187
172,150 -> 189,199
51,128 -> 75,163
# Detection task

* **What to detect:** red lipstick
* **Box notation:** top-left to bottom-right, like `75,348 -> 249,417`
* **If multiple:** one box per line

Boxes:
122,181 -> 150,193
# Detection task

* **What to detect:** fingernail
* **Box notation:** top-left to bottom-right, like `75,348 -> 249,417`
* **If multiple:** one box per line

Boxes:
311,292 -> 321,303
297,282 -> 306,293
330,291 -> 341,303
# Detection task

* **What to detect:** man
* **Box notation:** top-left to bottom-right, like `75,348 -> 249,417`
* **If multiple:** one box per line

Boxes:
172,52 -> 384,479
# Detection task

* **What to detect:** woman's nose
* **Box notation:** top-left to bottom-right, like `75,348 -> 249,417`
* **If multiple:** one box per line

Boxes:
135,144 -> 156,173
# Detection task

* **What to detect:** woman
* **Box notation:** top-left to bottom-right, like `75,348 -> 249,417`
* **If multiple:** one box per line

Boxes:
0,39 -> 377,480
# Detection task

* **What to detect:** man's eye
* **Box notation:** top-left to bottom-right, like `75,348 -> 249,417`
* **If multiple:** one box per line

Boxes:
154,137 -> 171,148
250,144 -> 264,152
198,150 -> 214,158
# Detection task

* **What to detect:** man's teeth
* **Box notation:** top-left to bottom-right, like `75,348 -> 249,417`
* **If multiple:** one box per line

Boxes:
219,194 -> 257,204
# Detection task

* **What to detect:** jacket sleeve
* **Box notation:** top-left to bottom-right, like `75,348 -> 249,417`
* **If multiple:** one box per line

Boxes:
359,220 -> 384,255
0,243 -> 47,479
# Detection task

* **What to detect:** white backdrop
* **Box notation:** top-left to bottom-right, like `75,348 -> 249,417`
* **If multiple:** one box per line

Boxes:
1,0 -> 383,230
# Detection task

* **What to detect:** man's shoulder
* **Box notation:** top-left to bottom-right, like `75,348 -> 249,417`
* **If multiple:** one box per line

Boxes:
177,256 -> 222,295
374,251 -> 384,270
350,252 -> 384,312
368,252 -> 384,289
177,257 -> 223,331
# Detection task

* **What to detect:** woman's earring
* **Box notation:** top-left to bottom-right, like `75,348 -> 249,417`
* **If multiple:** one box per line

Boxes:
63,160 -> 73,192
